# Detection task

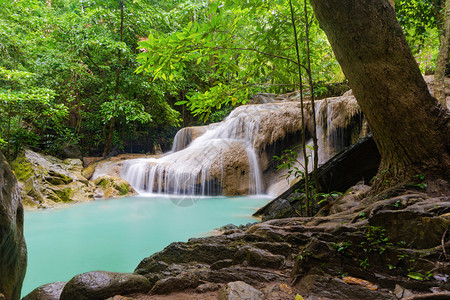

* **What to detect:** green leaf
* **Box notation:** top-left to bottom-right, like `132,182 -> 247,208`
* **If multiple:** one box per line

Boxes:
407,272 -> 426,281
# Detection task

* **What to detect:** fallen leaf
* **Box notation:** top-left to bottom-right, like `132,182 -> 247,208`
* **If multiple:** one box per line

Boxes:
279,283 -> 293,294
342,276 -> 377,290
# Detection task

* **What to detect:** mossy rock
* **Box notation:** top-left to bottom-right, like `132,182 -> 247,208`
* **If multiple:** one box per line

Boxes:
12,149 -> 94,208
81,164 -> 97,180
10,155 -> 34,182
93,175 -> 135,199
53,187 -> 74,203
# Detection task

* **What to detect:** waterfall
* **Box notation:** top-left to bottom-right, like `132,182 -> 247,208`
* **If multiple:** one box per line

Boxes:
94,94 -> 366,197
120,105 -> 266,196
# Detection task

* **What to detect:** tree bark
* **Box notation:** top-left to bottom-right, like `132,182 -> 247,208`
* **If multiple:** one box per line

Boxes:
434,0 -> 449,108
388,0 -> 395,11
309,0 -> 449,191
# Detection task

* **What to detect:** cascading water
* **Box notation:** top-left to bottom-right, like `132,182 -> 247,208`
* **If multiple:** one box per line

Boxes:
93,94 -> 367,197
119,105 -> 267,195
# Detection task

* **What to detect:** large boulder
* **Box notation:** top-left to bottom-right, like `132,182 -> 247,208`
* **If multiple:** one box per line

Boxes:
11,149 -> 94,208
59,271 -> 151,300
0,152 -> 27,300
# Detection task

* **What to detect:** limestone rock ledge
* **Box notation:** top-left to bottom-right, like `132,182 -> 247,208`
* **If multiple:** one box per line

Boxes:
11,150 -> 135,209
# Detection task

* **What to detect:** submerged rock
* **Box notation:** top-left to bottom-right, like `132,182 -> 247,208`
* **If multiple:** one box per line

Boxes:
0,152 -> 27,300
59,271 -> 151,300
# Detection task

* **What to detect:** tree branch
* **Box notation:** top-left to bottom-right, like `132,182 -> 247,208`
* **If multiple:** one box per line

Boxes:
216,46 -> 309,72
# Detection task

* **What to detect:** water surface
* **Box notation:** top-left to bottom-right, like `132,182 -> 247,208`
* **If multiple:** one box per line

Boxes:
23,194 -> 270,296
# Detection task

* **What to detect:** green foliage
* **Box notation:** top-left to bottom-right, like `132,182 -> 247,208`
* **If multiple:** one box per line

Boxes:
410,173 -> 428,190
0,66 -> 67,158
396,0 -> 442,73
407,271 -> 432,281
137,0 -> 344,120
274,145 -> 311,184
0,0 -> 183,157
0,0 -> 440,157
274,145 -> 342,214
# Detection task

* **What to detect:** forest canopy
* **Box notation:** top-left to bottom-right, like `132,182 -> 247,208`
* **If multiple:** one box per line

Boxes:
0,0 -> 443,159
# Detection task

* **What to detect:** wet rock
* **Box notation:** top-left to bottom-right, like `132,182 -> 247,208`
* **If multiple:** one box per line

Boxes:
209,141 -> 251,195
11,150 -> 93,208
172,126 -> 207,152
59,271 -> 151,300
22,282 -> 66,300
151,272 -> 199,294
0,152 -> 27,300
234,246 -> 285,269
218,281 -> 265,300
92,175 -> 136,199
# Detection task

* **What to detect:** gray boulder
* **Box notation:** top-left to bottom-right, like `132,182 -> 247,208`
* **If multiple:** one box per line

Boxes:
59,271 -> 151,300
218,281 -> 265,300
22,282 -> 66,300
234,246 -> 285,269
0,152 -> 27,300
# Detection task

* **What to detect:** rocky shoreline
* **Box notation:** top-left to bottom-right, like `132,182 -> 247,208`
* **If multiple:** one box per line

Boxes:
23,183 -> 450,300
11,150 -> 136,209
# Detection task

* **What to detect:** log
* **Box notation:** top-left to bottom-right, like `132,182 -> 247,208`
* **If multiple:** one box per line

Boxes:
254,135 -> 381,220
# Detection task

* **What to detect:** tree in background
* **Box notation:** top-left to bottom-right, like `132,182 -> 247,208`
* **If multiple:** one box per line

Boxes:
137,0 -> 343,120
0,0 -> 182,158
434,0 -> 449,107
396,0 -> 449,108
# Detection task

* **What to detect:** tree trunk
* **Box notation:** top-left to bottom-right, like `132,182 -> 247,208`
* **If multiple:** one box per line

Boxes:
0,152 -> 27,300
103,117 -> 115,157
388,0 -> 395,11
309,0 -> 449,191
434,0 -> 450,108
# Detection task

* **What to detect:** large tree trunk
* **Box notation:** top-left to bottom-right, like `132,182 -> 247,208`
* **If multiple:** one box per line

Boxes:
309,0 -> 449,191
434,0 -> 450,108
